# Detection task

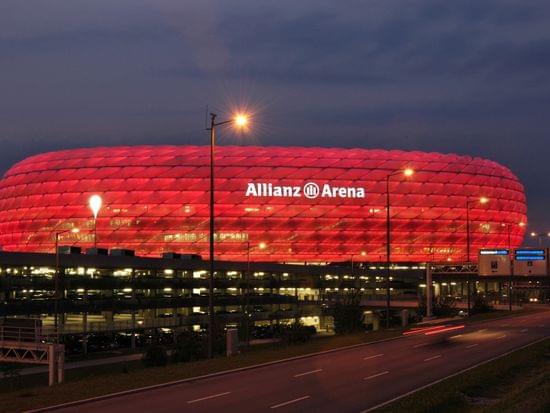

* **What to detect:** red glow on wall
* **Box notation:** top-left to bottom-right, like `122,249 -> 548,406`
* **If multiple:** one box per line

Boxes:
0,145 -> 527,262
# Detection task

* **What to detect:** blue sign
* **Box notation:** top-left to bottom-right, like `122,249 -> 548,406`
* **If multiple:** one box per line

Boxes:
515,249 -> 545,261
480,249 -> 509,255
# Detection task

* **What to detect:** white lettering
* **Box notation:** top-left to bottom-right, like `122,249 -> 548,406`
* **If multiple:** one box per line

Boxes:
246,182 -> 366,199
246,183 -> 258,197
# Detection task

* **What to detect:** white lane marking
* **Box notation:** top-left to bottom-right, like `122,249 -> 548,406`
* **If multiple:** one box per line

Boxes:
187,392 -> 231,404
424,355 -> 442,362
364,371 -> 390,380
294,369 -> 323,378
466,344 -> 479,349
270,395 -> 310,409
496,334 -> 507,339
412,342 -> 430,348
450,334 -> 463,339
520,328 -> 528,333
476,329 -> 487,333
364,354 -> 384,360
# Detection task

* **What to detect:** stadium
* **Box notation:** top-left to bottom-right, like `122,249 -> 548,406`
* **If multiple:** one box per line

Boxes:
0,145 -> 527,262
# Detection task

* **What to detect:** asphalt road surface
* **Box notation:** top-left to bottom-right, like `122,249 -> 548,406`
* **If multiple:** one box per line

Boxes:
52,309 -> 550,413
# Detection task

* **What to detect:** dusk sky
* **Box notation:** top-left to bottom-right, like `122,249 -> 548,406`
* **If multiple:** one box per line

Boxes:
1,0 -> 549,242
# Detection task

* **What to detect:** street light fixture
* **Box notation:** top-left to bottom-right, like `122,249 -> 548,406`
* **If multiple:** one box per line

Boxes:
54,227 -> 79,343
385,168 -> 414,328
88,194 -> 102,248
529,231 -> 549,246
465,196 -> 489,314
206,111 -> 249,358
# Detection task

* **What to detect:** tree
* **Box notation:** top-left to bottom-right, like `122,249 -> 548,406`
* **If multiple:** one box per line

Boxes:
332,291 -> 365,334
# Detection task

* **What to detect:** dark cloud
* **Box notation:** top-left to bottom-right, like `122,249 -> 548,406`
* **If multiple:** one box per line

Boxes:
1,0 -> 550,244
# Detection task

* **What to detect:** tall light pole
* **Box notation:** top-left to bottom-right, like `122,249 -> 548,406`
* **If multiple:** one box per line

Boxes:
206,112 -> 249,358
502,222 -> 513,312
351,251 -> 366,292
465,196 -> 489,314
88,194 -> 102,248
385,168 -> 413,328
244,241 -> 266,345
54,227 -> 79,343
530,231 -> 550,246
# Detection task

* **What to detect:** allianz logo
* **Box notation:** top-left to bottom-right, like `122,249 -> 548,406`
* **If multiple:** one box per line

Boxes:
245,182 -> 366,199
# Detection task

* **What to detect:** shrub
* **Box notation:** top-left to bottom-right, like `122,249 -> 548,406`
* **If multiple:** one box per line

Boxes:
471,296 -> 494,314
142,345 -> 168,367
278,322 -> 316,344
332,292 -> 365,334
172,331 -> 204,363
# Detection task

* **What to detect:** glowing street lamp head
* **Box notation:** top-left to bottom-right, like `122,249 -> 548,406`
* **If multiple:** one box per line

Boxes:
479,197 -> 489,204
71,228 -> 80,234
361,251 -> 367,256
531,232 -> 537,237
258,242 -> 267,250
234,114 -> 249,128
403,168 -> 414,177
89,194 -> 102,219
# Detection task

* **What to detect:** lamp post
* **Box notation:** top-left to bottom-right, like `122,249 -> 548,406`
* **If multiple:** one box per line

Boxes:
88,194 -> 102,249
502,223 -> 513,312
206,112 -> 248,358
351,251 -> 366,292
54,227 -> 79,343
465,196 -> 489,314
244,241 -> 266,345
530,231 -> 550,246
385,168 -> 413,328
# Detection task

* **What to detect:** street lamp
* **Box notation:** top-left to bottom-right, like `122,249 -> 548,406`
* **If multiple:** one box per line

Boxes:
88,194 -> 102,248
206,111 -> 249,358
465,196 -> 489,314
529,231 -> 549,246
244,241 -> 267,345
385,168 -> 414,328
54,227 -> 79,343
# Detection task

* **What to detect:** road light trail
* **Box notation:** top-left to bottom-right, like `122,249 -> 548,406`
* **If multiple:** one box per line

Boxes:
270,395 -> 310,409
424,355 -> 442,362
466,343 -> 479,349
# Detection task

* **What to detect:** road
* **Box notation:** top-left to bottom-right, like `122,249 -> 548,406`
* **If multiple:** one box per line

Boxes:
51,309 -> 550,413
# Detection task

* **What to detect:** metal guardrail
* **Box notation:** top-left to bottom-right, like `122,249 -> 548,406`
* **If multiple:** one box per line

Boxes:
0,325 -> 48,344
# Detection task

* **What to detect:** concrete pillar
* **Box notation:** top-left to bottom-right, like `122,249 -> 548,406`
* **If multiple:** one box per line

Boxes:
102,311 -> 114,330
57,345 -> 65,384
48,344 -> 57,386
426,264 -> 433,318
400,309 -> 409,327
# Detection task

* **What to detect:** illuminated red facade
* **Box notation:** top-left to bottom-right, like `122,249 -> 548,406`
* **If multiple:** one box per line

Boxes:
0,146 -> 527,262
